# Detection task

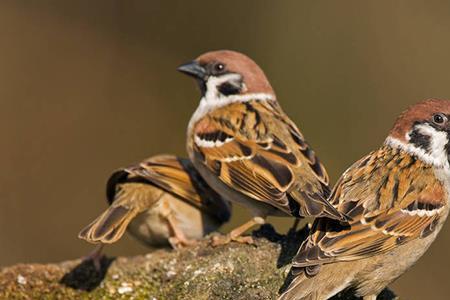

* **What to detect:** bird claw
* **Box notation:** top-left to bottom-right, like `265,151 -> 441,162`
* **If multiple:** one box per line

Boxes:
210,234 -> 255,247
169,237 -> 197,249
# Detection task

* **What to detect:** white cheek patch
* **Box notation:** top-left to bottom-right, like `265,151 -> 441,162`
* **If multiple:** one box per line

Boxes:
204,74 -> 242,103
385,132 -> 450,169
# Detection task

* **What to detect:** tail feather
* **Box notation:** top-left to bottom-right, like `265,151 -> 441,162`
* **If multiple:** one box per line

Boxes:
79,182 -> 161,244
278,263 -> 353,300
291,190 -> 349,222
78,205 -> 139,244
278,270 -> 315,300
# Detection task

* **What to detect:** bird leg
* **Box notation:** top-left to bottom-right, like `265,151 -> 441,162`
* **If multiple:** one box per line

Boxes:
212,216 -> 265,246
81,244 -> 104,271
166,214 -> 197,249
289,218 -> 301,233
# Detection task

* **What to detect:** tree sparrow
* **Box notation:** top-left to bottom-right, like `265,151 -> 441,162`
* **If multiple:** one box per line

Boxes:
279,99 -> 450,300
79,154 -> 231,262
178,50 -> 347,244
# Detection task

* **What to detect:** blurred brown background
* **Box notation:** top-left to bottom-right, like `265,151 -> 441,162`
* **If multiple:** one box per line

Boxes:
0,1 -> 450,298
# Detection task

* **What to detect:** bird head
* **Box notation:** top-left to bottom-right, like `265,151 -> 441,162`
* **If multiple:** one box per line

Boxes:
386,99 -> 450,168
178,50 -> 275,103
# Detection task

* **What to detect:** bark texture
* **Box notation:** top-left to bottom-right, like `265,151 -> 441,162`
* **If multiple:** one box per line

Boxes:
0,226 -> 397,299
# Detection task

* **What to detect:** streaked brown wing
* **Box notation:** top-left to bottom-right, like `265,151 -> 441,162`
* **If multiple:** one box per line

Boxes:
192,100 -> 344,220
264,100 -> 330,187
125,154 -> 231,223
293,147 -> 447,267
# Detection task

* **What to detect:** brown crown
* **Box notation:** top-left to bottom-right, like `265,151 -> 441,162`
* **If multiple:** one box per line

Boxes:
389,98 -> 450,141
196,50 -> 275,96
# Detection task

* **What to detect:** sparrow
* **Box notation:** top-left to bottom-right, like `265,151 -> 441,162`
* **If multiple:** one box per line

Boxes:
279,99 -> 450,300
78,154 -> 231,263
178,50 -> 347,244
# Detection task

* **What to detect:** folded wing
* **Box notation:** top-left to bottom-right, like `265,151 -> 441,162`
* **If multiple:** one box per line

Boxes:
192,100 -> 345,220
293,148 -> 447,267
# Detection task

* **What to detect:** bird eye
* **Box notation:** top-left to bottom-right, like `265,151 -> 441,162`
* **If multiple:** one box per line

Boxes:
214,63 -> 225,72
432,113 -> 447,125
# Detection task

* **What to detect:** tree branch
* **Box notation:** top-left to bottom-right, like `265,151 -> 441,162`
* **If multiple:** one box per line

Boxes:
0,225 -> 397,299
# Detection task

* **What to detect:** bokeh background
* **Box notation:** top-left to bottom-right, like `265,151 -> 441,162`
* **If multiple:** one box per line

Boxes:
1,1 -> 450,298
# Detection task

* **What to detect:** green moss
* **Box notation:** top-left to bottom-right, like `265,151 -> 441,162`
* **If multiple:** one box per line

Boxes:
0,228 -> 397,299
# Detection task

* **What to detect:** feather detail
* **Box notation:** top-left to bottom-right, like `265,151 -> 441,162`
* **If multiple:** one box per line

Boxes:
79,182 -> 161,244
189,100 -> 343,220
293,146 -> 448,268
126,155 -> 231,223
79,155 -> 232,244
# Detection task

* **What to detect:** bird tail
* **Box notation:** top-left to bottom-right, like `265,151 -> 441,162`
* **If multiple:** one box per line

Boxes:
290,190 -> 349,222
278,269 -> 319,300
278,264 -> 345,300
78,182 -> 156,244
78,203 -> 140,244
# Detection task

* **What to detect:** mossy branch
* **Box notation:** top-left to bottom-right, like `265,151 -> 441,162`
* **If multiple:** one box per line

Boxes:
0,226 -> 397,299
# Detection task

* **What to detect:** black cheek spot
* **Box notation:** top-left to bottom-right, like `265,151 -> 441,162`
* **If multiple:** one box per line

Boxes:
409,129 -> 431,152
218,82 -> 241,96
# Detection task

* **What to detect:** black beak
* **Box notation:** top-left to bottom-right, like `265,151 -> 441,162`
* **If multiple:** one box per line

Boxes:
177,61 -> 207,80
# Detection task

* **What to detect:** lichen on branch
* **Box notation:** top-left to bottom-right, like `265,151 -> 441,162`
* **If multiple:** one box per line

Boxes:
0,226 -> 397,299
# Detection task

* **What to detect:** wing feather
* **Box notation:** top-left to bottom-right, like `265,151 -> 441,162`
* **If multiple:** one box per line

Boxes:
293,147 -> 447,267
192,100 -> 344,220
125,155 -> 231,223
